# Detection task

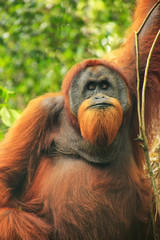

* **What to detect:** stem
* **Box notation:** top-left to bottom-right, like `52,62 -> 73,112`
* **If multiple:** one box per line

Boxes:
141,30 -> 160,132
142,29 -> 160,217
135,31 -> 142,139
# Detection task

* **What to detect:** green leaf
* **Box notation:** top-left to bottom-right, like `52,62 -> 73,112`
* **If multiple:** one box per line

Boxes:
0,106 -> 20,127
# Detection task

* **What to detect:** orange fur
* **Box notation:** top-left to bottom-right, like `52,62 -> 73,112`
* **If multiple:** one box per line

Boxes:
78,97 -> 123,146
0,1 -> 159,239
0,208 -> 50,240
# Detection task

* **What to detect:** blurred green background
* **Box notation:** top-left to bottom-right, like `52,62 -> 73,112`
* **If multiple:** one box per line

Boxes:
0,0 -> 135,138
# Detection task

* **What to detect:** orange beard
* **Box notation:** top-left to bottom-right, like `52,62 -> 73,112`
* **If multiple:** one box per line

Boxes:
78,98 -> 123,146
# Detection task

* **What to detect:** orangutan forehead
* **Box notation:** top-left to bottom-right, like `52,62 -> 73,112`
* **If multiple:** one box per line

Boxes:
83,65 -> 112,76
86,65 -> 106,73
73,65 -> 125,86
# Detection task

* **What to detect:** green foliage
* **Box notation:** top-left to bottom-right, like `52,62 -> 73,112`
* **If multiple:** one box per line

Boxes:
0,86 -> 21,139
0,0 -> 135,137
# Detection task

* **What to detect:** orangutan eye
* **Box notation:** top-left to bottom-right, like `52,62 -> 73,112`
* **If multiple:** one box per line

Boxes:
100,81 -> 108,90
87,82 -> 96,90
